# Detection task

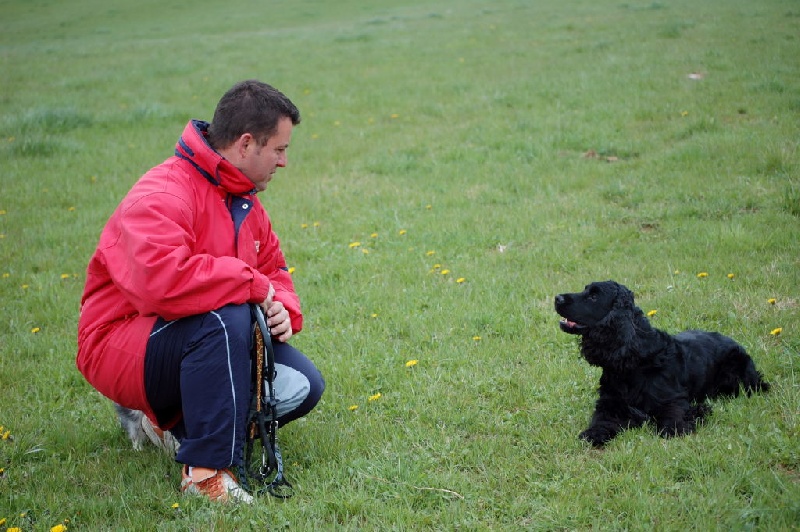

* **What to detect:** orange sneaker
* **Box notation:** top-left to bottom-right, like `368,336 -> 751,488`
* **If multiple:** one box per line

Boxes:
180,465 -> 254,504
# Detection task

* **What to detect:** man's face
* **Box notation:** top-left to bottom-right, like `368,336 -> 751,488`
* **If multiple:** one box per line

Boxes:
239,116 -> 293,192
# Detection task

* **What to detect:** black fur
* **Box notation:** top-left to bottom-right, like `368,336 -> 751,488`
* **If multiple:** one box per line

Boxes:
554,280 -> 769,447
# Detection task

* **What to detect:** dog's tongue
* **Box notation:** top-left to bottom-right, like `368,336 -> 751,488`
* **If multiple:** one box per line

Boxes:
560,318 -> 577,328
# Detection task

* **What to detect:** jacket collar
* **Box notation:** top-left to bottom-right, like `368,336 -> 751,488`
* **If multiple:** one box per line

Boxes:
174,120 -> 258,196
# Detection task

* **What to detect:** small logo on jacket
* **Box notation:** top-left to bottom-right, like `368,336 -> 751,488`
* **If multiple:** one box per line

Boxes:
254,241 -> 261,254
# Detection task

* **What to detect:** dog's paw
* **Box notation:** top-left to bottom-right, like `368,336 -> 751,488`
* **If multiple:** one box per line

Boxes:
579,428 -> 612,447
658,420 -> 694,438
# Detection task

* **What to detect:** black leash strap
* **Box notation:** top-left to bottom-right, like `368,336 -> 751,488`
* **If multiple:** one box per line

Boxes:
244,304 -> 293,498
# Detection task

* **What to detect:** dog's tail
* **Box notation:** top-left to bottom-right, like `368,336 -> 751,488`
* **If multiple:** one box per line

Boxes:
114,403 -> 147,450
740,347 -> 770,396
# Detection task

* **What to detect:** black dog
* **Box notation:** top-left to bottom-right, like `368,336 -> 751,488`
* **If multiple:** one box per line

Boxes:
554,280 -> 769,447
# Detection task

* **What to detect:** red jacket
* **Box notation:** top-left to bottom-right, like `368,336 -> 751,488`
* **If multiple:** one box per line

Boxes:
77,120 -> 302,414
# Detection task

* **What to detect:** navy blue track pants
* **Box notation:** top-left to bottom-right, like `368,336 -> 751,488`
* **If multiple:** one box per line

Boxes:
143,303 -> 324,469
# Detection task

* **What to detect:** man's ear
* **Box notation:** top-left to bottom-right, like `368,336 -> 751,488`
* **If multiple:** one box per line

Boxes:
237,133 -> 255,157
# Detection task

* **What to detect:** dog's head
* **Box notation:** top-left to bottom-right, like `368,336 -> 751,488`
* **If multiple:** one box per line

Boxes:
554,280 -> 635,335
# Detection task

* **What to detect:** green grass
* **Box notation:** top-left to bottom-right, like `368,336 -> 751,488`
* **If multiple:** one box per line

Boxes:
1,0 -> 799,529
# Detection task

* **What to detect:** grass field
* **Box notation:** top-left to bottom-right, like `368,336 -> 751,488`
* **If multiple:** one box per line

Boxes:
1,0 -> 799,529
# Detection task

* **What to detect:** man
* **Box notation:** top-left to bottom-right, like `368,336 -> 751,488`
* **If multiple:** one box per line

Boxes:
77,80 -> 324,503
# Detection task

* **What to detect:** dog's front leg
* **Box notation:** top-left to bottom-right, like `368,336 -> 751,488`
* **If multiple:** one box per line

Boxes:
655,400 -> 696,438
580,396 -> 641,447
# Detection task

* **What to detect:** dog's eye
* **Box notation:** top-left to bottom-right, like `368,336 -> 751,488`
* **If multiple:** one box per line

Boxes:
588,294 -> 598,302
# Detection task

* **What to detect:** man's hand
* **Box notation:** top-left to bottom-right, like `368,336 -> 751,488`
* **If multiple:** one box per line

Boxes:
260,284 -> 276,313
265,299 -> 292,343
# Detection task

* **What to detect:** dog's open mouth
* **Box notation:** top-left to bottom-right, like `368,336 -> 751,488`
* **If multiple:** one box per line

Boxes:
559,318 -> 588,334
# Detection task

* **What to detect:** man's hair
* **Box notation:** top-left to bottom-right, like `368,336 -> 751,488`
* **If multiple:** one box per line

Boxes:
207,80 -> 301,150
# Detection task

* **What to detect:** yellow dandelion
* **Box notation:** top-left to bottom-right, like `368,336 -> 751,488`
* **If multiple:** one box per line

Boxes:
426,250 -> 436,256
2,430 -> 10,439
370,232 -> 378,238
348,405 -> 358,411
674,270 -> 680,275
313,221 -> 320,227
8,527 -> 21,532
311,133 -> 319,139
171,503 -> 180,509
288,267 -> 296,275
647,310 -> 658,317
301,223 -> 309,229
349,241 -> 361,248
472,336 -> 482,341
456,277 -> 466,284
681,110 -> 689,117
770,328 -> 782,336
697,272 -> 708,278
362,248 -> 369,254
50,524 -> 67,532
68,206 -> 76,212
768,298 -> 777,305
60,273 -> 70,279
0,517 -> 5,526
371,313 -> 378,318
440,269 -> 450,275
398,229 -> 407,235
390,113 -> 399,119
368,392 -> 382,402
21,284 -> 29,289
0,210 -> 6,215
31,327 -> 40,334
405,359 -> 418,367
426,204 -> 432,209
432,264 -> 442,270
727,273 -> 735,279
2,273 -> 9,278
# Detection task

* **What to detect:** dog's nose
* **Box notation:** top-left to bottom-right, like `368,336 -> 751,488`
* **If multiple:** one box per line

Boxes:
555,294 -> 565,306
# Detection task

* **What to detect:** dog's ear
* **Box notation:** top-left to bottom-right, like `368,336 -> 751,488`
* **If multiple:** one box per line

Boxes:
612,283 -> 635,311
602,283 -> 638,352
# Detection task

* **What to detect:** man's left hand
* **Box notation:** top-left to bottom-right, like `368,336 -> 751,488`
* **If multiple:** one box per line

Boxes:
266,300 -> 292,342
